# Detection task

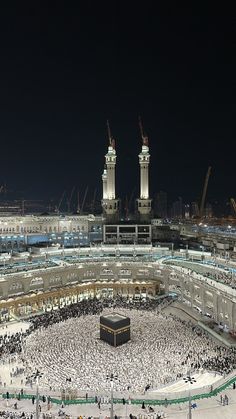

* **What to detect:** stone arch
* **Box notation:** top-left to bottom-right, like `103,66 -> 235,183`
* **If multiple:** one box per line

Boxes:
9,282 -> 23,292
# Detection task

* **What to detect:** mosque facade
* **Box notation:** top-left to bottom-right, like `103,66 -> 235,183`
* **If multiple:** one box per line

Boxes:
0,252 -> 236,333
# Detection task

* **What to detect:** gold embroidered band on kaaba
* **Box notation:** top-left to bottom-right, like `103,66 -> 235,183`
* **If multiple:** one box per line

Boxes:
100,325 -> 130,334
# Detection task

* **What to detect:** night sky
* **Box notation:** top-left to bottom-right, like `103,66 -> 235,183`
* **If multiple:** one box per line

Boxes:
0,3 -> 235,209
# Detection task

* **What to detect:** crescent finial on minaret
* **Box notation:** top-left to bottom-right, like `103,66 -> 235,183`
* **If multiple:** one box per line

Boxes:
138,115 -> 149,146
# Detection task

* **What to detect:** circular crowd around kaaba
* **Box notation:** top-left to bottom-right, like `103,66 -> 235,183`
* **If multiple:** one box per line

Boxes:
1,296 -> 236,394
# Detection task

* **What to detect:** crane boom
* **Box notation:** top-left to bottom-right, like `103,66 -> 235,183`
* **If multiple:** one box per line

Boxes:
199,166 -> 211,218
91,188 -> 97,213
67,186 -> 75,213
81,186 -> 88,214
57,190 -> 66,213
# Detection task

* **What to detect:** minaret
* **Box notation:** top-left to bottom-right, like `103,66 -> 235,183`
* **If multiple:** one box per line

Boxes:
102,165 -> 107,200
101,121 -> 119,220
137,117 -> 152,219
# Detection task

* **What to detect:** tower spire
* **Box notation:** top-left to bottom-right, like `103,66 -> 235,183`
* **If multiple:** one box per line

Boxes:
138,116 -> 149,146
107,120 -> 112,146
102,121 -> 119,220
137,116 -> 151,220
107,120 -> 115,149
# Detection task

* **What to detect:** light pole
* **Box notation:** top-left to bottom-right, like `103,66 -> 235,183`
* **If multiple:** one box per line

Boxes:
171,242 -> 174,257
107,373 -> 118,419
125,386 -> 131,419
185,244 -> 189,260
183,373 -> 196,419
133,238 -> 136,261
45,246 -> 48,263
28,369 -> 43,419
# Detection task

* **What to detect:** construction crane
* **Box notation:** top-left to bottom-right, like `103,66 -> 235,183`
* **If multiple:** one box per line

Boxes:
67,186 -> 75,214
81,186 -> 88,214
90,188 -> 97,213
77,189 -> 80,214
56,190 -> 66,213
230,198 -> 236,216
199,166 -> 211,218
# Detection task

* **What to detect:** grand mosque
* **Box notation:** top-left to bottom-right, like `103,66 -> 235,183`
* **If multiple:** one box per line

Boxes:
0,124 -> 235,328
0,124 -> 236,418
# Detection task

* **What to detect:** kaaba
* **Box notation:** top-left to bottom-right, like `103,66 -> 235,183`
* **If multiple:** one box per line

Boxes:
100,313 -> 130,347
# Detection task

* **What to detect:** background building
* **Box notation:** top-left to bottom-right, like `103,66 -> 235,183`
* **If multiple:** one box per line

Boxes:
154,191 -> 168,218
171,197 -> 183,219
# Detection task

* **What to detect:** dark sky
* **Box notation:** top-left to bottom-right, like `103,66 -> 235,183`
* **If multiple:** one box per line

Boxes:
0,2 -> 235,207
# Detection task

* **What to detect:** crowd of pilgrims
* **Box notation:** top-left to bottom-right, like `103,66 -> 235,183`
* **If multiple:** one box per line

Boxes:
206,270 -> 236,289
189,264 -> 236,288
0,333 -> 26,358
186,263 -> 235,288
0,412 -> 34,419
1,296 -> 236,393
